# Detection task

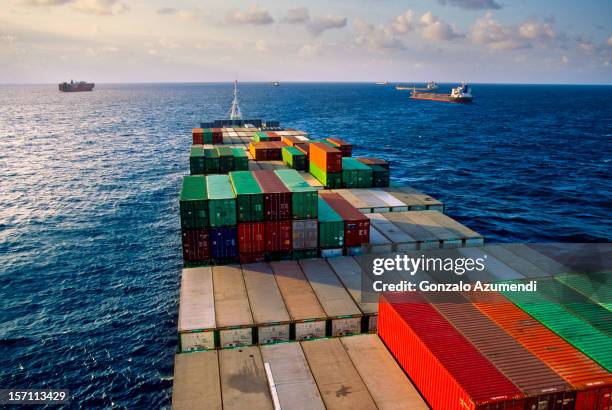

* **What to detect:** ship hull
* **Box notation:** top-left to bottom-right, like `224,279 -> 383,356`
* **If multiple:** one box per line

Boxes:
58,83 -> 95,92
410,93 -> 471,103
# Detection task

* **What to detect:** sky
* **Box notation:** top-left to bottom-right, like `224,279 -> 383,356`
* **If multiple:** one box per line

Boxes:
0,0 -> 611,84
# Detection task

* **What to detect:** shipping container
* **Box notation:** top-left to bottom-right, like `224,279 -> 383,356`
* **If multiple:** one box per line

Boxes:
309,142 -> 342,173
265,220 -> 292,253
178,267 -> 216,351
326,137 -> 352,157
365,213 -> 417,251
270,261 -> 327,340
292,249 -> 318,259
378,292 -> 526,410
206,175 -> 237,227
241,263 -> 291,344
383,186 -> 445,212
281,135 -> 303,146
281,146 -> 307,171
383,212 -> 440,250
189,146 -> 205,175
229,171 -> 264,222
294,142 -> 309,157
299,171 -> 324,190
218,347 -> 274,409
237,222 -> 265,258
180,175 -> 208,228
366,226 -> 393,254
209,226 -> 237,263
470,291 -> 612,410
215,146 -> 235,173
231,148 -> 249,171
499,279 -> 612,371
356,157 -> 389,169
252,170 -> 292,221
340,335 -> 428,409
172,351 -> 222,410
274,169 -> 318,219
317,197 -> 345,248
249,141 -> 283,161
259,342 -> 325,410
405,211 -> 464,248
203,148 -> 220,174
212,265 -> 254,348
327,257 -> 378,333
309,161 -> 342,188
181,228 -> 210,263
418,272 -> 577,407
192,128 -> 204,145
319,192 -> 370,247
427,211 -> 483,246
369,164 -> 390,187
301,338 -> 377,409
341,157 -> 373,188
299,258 -> 362,336
292,219 -> 318,250
556,273 -> 612,312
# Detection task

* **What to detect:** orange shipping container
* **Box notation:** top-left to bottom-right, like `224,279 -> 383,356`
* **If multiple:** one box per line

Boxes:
309,142 -> 342,173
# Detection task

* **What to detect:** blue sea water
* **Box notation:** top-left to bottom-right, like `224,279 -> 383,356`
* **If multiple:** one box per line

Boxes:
0,83 -> 611,408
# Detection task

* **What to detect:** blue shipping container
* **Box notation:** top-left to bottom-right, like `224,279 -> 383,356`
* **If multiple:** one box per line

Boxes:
210,226 -> 238,261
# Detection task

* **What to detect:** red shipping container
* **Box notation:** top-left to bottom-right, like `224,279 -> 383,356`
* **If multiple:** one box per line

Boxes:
181,228 -> 210,262
265,131 -> 281,141
249,142 -> 283,161
239,252 -> 266,264
192,128 -> 203,145
264,220 -> 292,252
319,192 -> 369,247
252,170 -> 292,220
238,222 -> 265,254
378,292 -> 526,410
326,137 -> 352,157
294,143 -> 309,158
309,142 -> 342,173
212,128 -> 223,144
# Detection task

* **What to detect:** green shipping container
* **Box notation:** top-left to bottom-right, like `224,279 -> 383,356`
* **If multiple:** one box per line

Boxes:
281,146 -> 307,171
501,279 -> 612,372
232,148 -> 249,171
292,249 -> 318,259
274,169 -> 318,219
309,162 -> 342,189
206,175 -> 237,227
215,146 -> 235,173
203,129 -> 213,144
317,197 -> 344,248
370,164 -> 390,187
555,273 -> 612,312
229,171 -> 264,222
180,175 -> 208,228
253,131 -> 271,142
190,146 -> 205,175
341,157 -> 373,188
204,148 -> 220,174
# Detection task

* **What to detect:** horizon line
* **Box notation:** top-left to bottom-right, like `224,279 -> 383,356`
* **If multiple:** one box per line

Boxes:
1,81 -> 611,86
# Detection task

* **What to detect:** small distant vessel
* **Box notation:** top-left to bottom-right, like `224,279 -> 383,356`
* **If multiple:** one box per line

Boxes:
410,83 -> 473,103
272,81 -> 280,86
59,80 -> 94,92
376,81 -> 389,85
397,81 -> 438,91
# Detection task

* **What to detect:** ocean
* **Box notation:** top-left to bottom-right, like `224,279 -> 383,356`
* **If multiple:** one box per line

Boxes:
0,83 -> 610,408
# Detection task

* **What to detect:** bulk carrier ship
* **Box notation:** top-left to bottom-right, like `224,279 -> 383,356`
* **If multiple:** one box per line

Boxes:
58,80 -> 94,92
410,82 -> 473,103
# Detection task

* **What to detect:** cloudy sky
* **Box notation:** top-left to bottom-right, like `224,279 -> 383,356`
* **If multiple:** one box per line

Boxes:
1,0 -> 611,83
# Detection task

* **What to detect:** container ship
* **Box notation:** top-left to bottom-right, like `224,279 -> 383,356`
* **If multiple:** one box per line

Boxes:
411,82 -> 473,103
396,81 -> 438,91
171,82 -> 611,410
58,80 -> 94,92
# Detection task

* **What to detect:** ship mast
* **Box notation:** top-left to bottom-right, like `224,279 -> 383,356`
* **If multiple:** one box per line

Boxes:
229,80 -> 242,120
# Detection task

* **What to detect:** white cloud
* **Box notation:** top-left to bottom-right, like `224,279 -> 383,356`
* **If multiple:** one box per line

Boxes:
469,13 -> 528,50
283,7 -> 310,24
298,42 -> 321,58
419,11 -> 462,41
518,20 -> 556,42
226,7 -> 274,25
354,17 -> 404,51
391,10 -> 414,34
73,0 -> 129,15
307,15 -> 347,36
579,41 -> 595,52
438,0 -> 502,10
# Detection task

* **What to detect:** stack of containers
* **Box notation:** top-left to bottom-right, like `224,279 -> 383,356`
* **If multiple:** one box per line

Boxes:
309,142 -> 342,188
252,170 -> 292,260
206,175 -> 237,263
356,158 -> 390,187
253,131 -> 281,142
249,141 -> 284,160
215,146 -> 234,173
274,170 -> 318,259
190,147 -> 248,175
379,292 -> 527,409
281,146 -> 307,171
231,148 -> 249,171
192,128 -> 222,144
180,176 -> 210,264
280,136 -> 303,146
203,149 -> 219,174
189,146 -> 205,175
319,191 -> 369,255
316,197 -> 345,258
326,137 -> 352,157
230,171 -> 265,263
341,157 -> 373,188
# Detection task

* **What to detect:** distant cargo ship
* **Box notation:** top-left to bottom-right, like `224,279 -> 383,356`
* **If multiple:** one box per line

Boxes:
58,80 -> 94,92
375,81 -> 389,85
411,83 -> 472,103
396,81 -> 438,91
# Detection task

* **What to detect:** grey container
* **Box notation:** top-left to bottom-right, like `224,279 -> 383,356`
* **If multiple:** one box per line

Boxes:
292,219 -> 318,250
